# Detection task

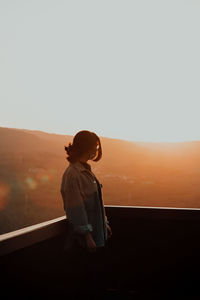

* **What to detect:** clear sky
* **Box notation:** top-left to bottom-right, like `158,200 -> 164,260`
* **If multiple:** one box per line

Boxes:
0,0 -> 199,143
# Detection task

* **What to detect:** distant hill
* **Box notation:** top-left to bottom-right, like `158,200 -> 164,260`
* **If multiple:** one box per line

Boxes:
0,126 -> 200,234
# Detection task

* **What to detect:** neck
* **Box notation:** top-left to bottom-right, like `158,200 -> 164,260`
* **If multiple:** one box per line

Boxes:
78,159 -> 88,164
78,155 -> 89,163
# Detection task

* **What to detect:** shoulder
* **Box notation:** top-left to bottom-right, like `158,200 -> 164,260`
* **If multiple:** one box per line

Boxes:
62,165 -> 80,183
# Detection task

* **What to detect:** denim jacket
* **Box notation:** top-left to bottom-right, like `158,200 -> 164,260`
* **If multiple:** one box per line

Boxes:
60,161 -> 108,249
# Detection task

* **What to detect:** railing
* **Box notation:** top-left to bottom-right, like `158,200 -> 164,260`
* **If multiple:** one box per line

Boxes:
1,205 -> 200,298
1,205 -> 200,256
0,216 -> 67,256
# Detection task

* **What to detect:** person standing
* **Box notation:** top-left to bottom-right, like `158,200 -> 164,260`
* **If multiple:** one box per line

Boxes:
60,130 -> 112,296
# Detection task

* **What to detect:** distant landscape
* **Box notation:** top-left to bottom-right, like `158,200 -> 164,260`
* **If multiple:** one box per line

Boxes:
0,126 -> 200,234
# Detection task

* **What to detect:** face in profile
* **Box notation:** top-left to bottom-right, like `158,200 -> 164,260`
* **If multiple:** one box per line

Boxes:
88,142 -> 99,160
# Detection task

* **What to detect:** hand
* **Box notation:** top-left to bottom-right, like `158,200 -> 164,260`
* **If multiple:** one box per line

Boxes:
106,223 -> 112,239
85,232 -> 97,253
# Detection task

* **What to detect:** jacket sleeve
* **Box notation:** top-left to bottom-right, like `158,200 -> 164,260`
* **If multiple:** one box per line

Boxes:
105,214 -> 110,225
62,173 -> 93,234
100,182 -> 109,225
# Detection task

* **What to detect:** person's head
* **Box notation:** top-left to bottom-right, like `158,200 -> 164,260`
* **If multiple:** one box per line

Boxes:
64,130 -> 102,163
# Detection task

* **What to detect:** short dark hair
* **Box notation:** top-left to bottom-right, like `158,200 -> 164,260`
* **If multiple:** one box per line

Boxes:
64,130 -> 102,163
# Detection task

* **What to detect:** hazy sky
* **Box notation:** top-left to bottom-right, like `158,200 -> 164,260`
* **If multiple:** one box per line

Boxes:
0,0 -> 199,142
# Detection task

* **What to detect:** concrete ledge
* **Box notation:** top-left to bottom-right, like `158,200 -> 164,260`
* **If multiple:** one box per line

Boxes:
106,205 -> 200,221
0,216 -> 67,256
1,205 -> 200,256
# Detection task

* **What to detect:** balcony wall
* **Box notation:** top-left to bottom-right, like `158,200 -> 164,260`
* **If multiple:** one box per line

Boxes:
1,206 -> 200,299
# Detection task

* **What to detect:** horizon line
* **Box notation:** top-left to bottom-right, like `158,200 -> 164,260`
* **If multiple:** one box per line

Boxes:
0,125 -> 200,144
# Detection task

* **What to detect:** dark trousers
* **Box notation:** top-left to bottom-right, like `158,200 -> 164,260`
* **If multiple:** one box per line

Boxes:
61,241 -> 109,296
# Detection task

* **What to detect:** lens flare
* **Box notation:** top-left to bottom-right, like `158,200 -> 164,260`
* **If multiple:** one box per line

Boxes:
25,177 -> 37,190
35,172 -> 51,183
0,182 -> 10,210
42,174 -> 50,183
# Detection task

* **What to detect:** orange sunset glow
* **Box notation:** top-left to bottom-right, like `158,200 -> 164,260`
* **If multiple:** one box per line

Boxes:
0,0 -> 200,235
0,182 -> 10,211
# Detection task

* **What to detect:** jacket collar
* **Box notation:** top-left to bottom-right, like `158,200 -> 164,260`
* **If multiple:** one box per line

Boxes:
70,161 -> 101,186
69,161 -> 92,173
